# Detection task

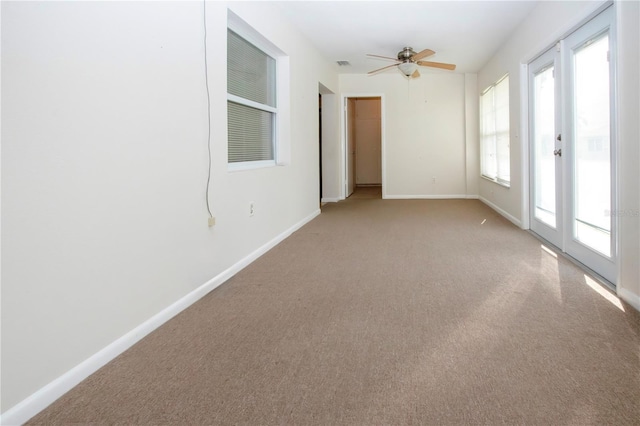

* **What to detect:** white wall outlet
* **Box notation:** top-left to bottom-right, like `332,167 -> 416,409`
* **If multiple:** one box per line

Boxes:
249,202 -> 255,217
432,176 -> 436,184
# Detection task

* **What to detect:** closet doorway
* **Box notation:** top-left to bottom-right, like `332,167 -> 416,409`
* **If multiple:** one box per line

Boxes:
344,96 -> 382,198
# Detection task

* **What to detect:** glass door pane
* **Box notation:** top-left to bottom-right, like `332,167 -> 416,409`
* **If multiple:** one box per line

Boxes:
529,47 -> 562,249
572,34 -> 611,257
533,65 -> 557,227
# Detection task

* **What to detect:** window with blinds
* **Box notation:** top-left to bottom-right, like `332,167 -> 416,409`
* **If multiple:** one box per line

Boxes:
227,29 -> 277,164
480,75 -> 510,186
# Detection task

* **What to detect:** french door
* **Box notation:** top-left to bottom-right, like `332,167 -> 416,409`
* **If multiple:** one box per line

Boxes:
530,48 -> 562,248
529,6 -> 617,283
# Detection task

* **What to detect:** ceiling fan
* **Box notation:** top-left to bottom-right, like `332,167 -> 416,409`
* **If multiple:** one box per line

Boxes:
367,47 -> 456,78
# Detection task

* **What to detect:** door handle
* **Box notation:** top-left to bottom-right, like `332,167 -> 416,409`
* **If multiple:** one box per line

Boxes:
555,134 -> 562,156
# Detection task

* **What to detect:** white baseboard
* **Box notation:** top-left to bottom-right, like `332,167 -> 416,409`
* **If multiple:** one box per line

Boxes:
321,197 -> 340,203
478,196 -> 522,228
618,287 -> 640,312
466,195 -> 479,199
0,209 -> 321,426
383,194 -> 470,200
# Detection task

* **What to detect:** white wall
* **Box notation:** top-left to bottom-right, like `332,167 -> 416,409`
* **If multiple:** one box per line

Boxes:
1,0 -> 338,417
464,73 -> 480,197
477,0 -> 640,307
340,72 -> 476,198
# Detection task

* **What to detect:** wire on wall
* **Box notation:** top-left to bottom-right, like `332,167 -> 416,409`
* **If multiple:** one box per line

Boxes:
203,0 -> 213,219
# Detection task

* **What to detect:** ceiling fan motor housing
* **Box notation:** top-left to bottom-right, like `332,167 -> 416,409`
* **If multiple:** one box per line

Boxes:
398,47 -> 417,62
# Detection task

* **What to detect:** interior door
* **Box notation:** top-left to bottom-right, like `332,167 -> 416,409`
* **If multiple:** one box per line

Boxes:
562,6 -> 616,282
529,47 -> 562,248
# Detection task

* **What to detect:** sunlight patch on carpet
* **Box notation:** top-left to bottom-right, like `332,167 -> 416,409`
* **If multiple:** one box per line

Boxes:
539,245 -> 561,303
584,274 -> 624,312
541,245 -> 558,258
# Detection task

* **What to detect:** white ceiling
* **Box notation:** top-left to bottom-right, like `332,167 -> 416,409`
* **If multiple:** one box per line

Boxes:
273,1 -> 539,74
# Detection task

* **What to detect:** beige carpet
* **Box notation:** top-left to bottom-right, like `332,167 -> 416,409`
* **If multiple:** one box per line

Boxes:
29,199 -> 640,425
349,185 -> 382,199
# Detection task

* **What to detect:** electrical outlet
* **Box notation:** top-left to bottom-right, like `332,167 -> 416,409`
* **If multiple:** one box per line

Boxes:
432,176 -> 436,184
249,202 -> 255,217
208,216 -> 216,227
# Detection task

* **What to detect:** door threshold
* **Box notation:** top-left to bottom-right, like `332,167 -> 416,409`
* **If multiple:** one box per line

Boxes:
527,230 -> 616,293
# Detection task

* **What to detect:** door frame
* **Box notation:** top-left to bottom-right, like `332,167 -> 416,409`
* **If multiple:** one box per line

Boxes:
340,93 -> 386,199
521,2 -> 618,284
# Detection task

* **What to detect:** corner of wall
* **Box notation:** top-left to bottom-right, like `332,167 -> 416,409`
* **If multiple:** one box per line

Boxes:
464,73 -> 479,197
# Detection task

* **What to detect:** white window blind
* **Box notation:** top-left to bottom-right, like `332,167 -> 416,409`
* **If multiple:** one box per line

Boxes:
227,29 -> 277,164
480,75 -> 510,185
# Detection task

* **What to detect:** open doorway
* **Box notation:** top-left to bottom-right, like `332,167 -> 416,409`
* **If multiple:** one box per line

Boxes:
345,96 -> 382,199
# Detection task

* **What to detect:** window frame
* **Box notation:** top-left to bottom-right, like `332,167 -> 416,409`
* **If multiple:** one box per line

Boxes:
480,74 -> 511,187
227,11 -> 290,171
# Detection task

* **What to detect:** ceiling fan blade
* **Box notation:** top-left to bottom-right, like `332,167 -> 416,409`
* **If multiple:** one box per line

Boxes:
366,54 -> 401,62
417,60 -> 457,71
412,48 -> 435,61
411,69 -> 420,78
368,63 -> 399,75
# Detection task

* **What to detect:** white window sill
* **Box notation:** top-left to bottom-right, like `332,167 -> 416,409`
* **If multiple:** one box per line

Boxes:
228,160 -> 277,172
481,175 -> 511,188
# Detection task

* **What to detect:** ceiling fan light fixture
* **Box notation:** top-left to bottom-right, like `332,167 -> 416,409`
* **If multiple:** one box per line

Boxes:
398,62 -> 418,76
367,47 -> 456,76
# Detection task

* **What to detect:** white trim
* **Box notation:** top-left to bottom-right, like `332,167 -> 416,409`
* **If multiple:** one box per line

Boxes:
0,209 -> 320,426
480,175 -> 511,188
227,10 -> 283,59
321,197 -> 340,203
380,98 -> 387,199
341,96 -> 346,199
227,94 -> 277,114
618,287 -> 640,312
466,195 -> 480,200
227,159 -> 276,172
479,196 -> 523,228
384,194 -> 470,200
